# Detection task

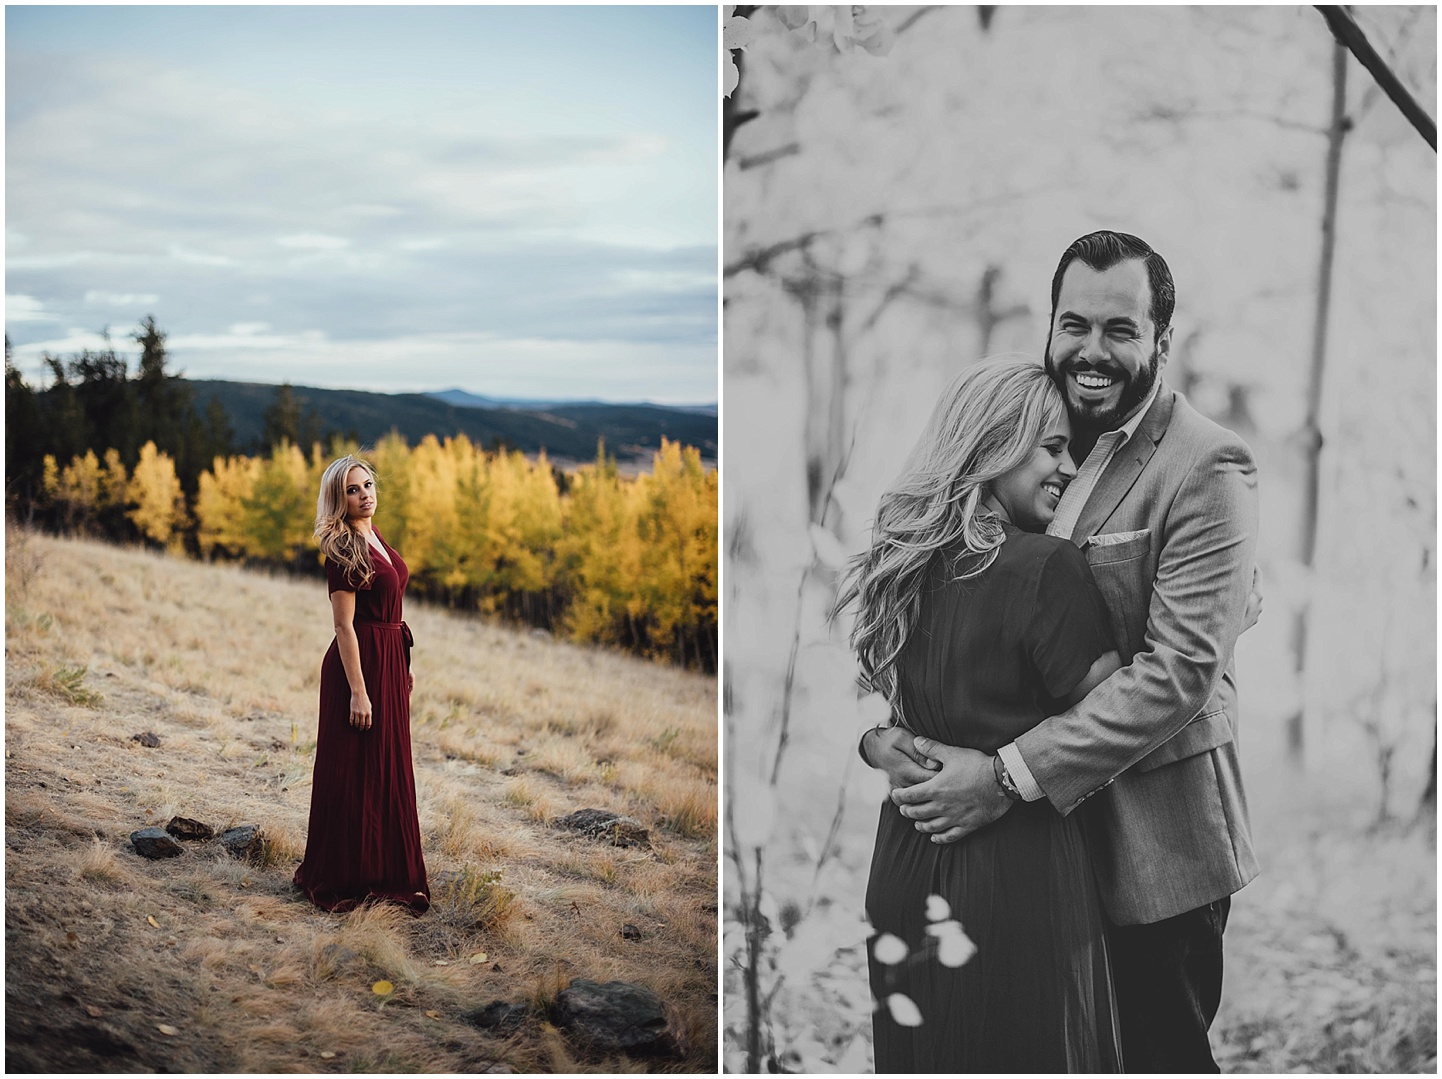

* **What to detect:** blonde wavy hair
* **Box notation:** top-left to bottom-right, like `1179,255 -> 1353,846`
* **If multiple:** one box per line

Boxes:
315,454 -> 377,589
836,359 -> 1067,720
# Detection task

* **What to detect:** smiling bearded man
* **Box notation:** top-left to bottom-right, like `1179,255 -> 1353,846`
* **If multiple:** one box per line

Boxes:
866,230 -> 1262,1073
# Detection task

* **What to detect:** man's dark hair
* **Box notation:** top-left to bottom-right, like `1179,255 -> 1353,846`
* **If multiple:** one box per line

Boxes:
1048,230 -> 1175,338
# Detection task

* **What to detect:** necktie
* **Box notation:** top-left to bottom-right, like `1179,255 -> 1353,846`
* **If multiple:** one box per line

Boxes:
1047,430 -> 1126,541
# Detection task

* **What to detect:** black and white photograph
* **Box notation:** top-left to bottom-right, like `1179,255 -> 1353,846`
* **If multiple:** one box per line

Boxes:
6,5 -> 718,1073
722,5 -> 1435,1073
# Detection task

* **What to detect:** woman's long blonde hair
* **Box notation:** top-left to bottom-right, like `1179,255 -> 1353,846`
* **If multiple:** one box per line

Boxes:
837,359 -> 1067,719
315,454 -> 377,588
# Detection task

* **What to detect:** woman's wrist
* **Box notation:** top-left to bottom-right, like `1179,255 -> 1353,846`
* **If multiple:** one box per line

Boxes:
858,724 -> 888,768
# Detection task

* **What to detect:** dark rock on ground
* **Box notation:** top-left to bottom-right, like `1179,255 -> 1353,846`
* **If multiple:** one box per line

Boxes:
552,979 -> 686,1056
464,1000 -> 530,1033
131,732 -> 161,748
621,923 -> 643,941
554,809 -> 650,848
218,825 -> 266,861
130,827 -> 183,859
165,816 -> 214,841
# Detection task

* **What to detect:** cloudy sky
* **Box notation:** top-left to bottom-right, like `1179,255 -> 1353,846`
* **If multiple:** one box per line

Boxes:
6,5 -> 718,404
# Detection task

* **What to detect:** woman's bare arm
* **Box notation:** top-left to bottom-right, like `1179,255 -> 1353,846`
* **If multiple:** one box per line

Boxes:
330,589 -> 372,731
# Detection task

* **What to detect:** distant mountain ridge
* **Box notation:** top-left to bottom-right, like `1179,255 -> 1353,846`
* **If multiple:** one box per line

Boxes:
187,379 -> 717,464
429,388 -> 717,417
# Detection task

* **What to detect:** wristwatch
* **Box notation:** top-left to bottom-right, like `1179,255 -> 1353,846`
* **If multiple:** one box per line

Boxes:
992,753 -> 1022,801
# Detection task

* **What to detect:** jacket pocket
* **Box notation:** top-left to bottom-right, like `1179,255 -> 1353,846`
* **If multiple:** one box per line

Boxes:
1085,529 -> 1151,563
1085,531 -> 1152,659
1135,706 -> 1234,772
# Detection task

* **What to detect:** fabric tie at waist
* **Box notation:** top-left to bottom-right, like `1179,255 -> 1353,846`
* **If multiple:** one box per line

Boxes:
354,619 -> 414,666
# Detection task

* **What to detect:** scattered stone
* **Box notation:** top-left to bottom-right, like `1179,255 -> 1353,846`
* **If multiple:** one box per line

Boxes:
165,816 -> 213,842
131,732 -> 161,749
218,825 -> 266,861
130,827 -> 183,860
316,943 -> 363,980
621,923 -> 643,941
464,1000 -> 530,1033
552,979 -> 686,1056
554,809 -> 650,849
479,1065 -> 514,1074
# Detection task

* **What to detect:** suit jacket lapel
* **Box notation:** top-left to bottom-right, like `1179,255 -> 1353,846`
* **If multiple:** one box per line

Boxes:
1073,383 -> 1176,541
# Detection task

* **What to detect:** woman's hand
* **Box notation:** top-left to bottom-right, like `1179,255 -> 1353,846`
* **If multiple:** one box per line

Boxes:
350,690 -> 373,731
863,726 -> 942,788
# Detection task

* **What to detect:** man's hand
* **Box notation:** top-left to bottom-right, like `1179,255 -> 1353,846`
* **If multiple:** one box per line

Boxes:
862,726 -> 941,789
889,738 -> 1012,843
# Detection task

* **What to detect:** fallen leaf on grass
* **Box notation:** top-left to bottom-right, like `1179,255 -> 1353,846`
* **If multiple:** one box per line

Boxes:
434,959 -> 449,966
146,916 -> 160,929
156,1024 -> 179,1036
468,952 -> 489,965
66,931 -> 78,944
372,980 -> 394,996
320,1051 -> 336,1059
85,1005 -> 103,1018
425,1010 -> 440,1019
248,964 -> 262,975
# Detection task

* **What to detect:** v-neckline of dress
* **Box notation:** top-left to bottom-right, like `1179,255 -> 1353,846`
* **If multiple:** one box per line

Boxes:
367,531 -> 393,570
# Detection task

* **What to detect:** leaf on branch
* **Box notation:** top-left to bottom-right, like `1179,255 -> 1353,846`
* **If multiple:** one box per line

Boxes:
724,56 -> 741,98
723,15 -> 755,51
886,992 -> 923,1027
925,919 -> 976,968
871,932 -> 908,965
924,894 -> 950,922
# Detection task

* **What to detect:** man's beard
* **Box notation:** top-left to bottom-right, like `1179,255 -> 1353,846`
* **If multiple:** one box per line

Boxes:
1045,344 -> 1161,434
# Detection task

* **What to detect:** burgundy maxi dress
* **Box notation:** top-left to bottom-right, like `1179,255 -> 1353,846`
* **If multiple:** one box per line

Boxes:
294,530 -> 429,913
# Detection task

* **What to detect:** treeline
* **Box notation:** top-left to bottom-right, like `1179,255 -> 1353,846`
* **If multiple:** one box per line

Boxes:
9,322 -> 717,670
5,318 -> 354,509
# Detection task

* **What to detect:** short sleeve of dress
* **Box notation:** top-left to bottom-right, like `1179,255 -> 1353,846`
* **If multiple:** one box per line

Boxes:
1024,541 -> 1115,701
325,557 -> 360,595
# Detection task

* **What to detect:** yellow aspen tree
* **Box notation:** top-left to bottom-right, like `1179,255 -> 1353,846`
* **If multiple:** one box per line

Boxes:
127,441 -> 187,548
559,447 -> 628,646
58,450 -> 103,527
241,441 -> 311,561
98,448 -> 129,512
368,432 -> 412,553
41,455 -> 61,502
403,434 -> 461,586
450,435 -> 495,598
196,454 -> 261,557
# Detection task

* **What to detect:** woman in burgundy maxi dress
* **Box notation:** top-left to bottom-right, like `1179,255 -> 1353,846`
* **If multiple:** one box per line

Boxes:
294,530 -> 429,913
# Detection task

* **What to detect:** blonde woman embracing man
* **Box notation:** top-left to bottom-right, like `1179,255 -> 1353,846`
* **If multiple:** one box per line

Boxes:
864,230 -> 1261,1073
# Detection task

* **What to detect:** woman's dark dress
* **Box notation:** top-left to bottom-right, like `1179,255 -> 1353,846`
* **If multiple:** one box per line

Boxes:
294,530 -> 429,913
867,524 -> 1122,1072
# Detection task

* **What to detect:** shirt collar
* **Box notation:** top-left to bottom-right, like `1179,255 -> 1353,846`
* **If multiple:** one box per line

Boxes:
1112,378 -> 1162,447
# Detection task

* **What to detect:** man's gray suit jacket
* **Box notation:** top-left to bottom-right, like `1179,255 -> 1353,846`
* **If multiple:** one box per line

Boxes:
1014,382 -> 1261,925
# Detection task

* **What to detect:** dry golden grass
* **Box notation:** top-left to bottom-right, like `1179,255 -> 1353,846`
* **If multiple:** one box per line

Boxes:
5,529 -> 718,1072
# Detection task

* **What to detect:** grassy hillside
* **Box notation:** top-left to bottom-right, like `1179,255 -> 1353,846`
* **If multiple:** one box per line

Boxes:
5,530 -> 718,1072
188,379 -> 719,463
